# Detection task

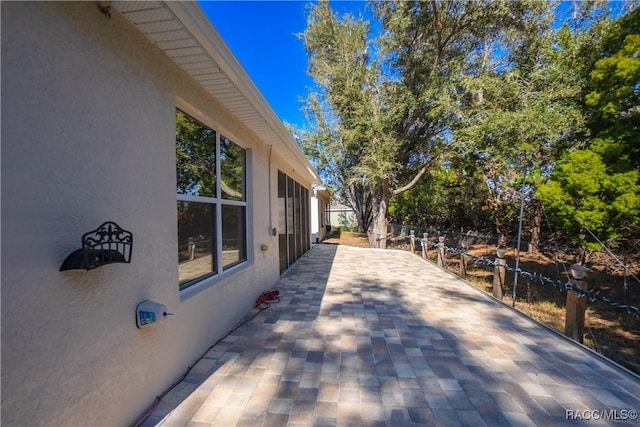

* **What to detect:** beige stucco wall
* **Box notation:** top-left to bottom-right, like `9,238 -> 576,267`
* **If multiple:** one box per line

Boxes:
0,2 -> 311,425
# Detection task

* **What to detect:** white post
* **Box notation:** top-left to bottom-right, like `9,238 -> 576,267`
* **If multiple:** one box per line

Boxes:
437,236 -> 446,267
422,232 -> 428,259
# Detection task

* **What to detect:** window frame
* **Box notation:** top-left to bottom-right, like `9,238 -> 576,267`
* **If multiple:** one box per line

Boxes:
176,108 -> 248,294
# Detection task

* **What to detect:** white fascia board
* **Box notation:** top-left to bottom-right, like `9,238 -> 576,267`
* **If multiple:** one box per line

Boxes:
163,1 -> 321,185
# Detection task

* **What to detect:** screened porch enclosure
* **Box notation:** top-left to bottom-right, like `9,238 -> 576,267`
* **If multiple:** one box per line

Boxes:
278,171 -> 311,273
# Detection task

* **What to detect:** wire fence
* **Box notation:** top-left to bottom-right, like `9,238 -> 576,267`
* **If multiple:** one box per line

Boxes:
385,223 -> 640,316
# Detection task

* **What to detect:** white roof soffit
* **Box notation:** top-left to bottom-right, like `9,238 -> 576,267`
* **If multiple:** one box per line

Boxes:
112,1 -> 320,184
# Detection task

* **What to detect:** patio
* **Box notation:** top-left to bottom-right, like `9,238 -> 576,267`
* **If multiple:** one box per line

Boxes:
141,244 -> 640,426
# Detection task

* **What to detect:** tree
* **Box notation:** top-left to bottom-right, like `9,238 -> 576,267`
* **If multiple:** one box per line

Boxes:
585,8 -> 640,173
537,149 -> 639,259
451,1 -> 640,252
322,0 -> 536,247
368,0 -> 545,247
301,1 -> 547,247
447,1 -> 585,248
537,7 -> 640,258
302,0 -> 624,249
299,1 -> 377,233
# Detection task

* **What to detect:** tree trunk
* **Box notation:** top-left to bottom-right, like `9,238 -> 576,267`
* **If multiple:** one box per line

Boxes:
495,208 -> 507,248
357,214 -> 368,233
528,199 -> 542,254
357,190 -> 372,233
352,193 -> 366,234
366,165 -> 431,248
368,178 -> 392,248
348,183 -> 372,234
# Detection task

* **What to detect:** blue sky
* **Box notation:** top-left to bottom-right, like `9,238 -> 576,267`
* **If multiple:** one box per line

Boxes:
199,1 -> 368,130
199,1 -> 629,131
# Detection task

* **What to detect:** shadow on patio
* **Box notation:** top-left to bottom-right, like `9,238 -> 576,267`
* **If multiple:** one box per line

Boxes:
139,245 -> 640,426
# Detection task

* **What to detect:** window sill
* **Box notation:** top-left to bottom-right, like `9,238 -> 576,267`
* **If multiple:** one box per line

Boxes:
179,259 -> 251,302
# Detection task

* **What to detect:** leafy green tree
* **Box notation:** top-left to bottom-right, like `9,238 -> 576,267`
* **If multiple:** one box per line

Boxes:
368,0 -> 544,247
301,0 -> 546,247
537,150 -> 639,256
325,1 -> 537,247
586,8 -> 640,173
537,7 -> 640,258
301,0 -> 635,251
299,1 -> 377,232
453,4 -> 588,247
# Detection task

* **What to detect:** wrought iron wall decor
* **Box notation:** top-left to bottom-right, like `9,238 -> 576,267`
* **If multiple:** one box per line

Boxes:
60,221 -> 132,271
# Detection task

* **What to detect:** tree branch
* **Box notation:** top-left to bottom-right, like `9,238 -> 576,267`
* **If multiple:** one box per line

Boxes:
392,163 -> 430,195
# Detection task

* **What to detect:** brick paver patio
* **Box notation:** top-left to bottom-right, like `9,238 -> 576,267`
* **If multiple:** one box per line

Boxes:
143,245 -> 640,426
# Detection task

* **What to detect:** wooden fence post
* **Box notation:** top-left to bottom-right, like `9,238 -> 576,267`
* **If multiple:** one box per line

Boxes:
493,247 -> 506,300
410,230 -> 415,253
565,266 -> 588,343
421,232 -> 428,259
459,251 -> 467,279
459,239 -> 471,279
437,236 -> 446,267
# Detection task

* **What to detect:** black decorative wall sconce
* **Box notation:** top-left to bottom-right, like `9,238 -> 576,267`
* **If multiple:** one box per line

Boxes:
60,221 -> 132,271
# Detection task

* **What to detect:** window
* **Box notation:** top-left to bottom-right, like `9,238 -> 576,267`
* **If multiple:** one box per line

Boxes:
278,171 -> 311,274
176,109 -> 247,289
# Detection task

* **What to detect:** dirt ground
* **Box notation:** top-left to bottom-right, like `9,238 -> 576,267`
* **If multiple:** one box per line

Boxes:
322,229 -> 370,248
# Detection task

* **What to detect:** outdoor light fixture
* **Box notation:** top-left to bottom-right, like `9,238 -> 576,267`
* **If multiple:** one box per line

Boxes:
60,221 -> 132,271
496,247 -> 507,258
439,236 -> 445,243
570,265 -> 588,281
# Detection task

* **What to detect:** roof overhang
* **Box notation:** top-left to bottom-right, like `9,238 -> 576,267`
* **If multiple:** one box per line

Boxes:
112,1 -> 320,185
312,185 -> 331,202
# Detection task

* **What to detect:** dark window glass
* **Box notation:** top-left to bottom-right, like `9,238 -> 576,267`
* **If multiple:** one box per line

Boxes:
176,110 -> 216,197
220,136 -> 245,201
295,182 -> 302,259
287,176 -> 296,267
278,171 -> 312,274
221,205 -> 246,269
303,188 -> 310,251
278,172 -> 288,273
176,110 -> 248,290
177,201 -> 216,287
